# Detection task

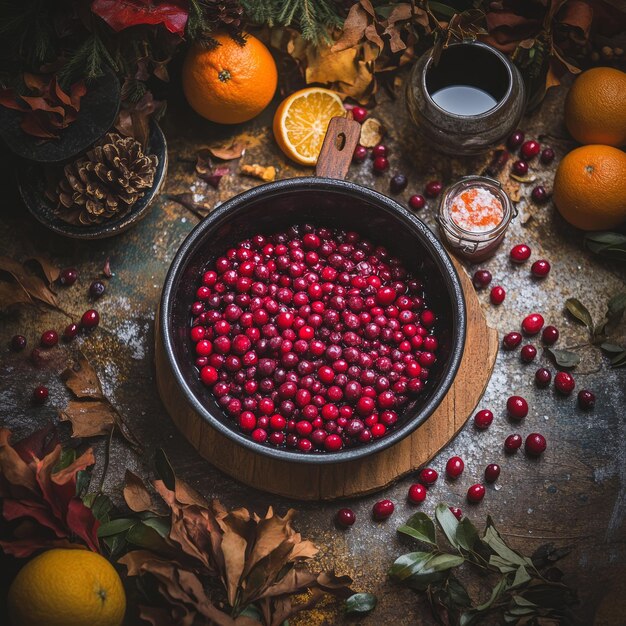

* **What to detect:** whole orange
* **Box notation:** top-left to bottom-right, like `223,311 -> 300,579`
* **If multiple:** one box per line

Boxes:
182,33 -> 277,124
553,144 -> 626,231
564,67 -> 626,147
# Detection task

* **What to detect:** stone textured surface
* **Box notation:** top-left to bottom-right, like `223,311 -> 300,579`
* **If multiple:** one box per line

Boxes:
1,78 -> 625,624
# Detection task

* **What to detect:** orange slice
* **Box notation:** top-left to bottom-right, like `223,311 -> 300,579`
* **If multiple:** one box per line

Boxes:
273,88 -> 345,166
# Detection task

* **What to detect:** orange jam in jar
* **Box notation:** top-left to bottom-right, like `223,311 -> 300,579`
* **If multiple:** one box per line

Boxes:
437,176 -> 515,261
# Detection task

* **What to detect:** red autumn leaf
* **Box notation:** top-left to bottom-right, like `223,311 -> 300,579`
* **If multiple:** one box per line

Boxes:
91,0 -> 189,35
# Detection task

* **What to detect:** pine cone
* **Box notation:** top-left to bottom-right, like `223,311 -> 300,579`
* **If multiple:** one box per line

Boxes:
56,133 -> 158,225
199,0 -> 245,34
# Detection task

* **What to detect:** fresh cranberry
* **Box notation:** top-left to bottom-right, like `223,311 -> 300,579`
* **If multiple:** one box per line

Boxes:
502,332 -> 522,350
425,180 -> 443,198
577,389 -> 595,410
81,309 -> 100,329
484,464 -> 500,483
445,456 -> 464,478
510,244 -> 531,263
507,130 -> 524,149
372,144 -> 387,158
541,325 -> 559,345
490,286 -> 506,305
520,140 -> 540,160
467,484 -> 485,503
390,174 -> 408,194
351,106 -> 368,123
59,268 -> 78,286
408,194 -> 426,211
336,507 -> 356,527
504,433 -> 522,452
373,156 -> 389,174
63,323 -> 79,341
535,367 -> 552,388
89,280 -> 106,298
472,270 -> 492,289
525,433 -> 546,456
40,330 -> 58,348
506,395 -> 528,419
554,371 -> 575,395
449,506 -> 463,520
540,147 -> 555,164
520,344 -> 537,363
512,160 -> 528,176
33,385 -> 49,404
10,335 -> 26,351
372,499 -> 394,520
522,313 -> 544,335
353,145 -> 368,163
408,483 -> 427,504
474,409 -> 493,430
413,469 -> 436,489
531,186 -> 549,204
531,260 -> 551,278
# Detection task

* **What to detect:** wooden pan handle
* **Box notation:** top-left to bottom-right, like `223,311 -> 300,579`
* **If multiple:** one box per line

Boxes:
315,115 -> 362,180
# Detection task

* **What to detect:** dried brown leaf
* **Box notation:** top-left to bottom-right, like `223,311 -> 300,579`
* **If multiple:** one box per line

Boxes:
0,255 -> 60,310
103,257 -> 112,278
331,1 -> 372,52
207,140 -> 247,161
24,255 -> 60,286
59,400 -> 117,438
168,193 -> 213,218
0,281 -> 33,308
240,164 -> 276,182
61,352 -> 104,399
124,470 -> 154,512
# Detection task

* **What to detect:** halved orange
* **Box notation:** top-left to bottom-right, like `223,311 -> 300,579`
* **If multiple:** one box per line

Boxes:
273,88 -> 345,166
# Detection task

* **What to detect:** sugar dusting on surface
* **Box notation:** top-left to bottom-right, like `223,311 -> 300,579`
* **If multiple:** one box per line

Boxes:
449,187 -> 503,232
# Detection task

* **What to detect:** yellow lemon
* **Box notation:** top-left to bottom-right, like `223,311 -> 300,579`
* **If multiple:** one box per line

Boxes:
8,549 -> 126,626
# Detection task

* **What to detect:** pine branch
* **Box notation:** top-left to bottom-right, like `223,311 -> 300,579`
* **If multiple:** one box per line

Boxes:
58,33 -> 119,88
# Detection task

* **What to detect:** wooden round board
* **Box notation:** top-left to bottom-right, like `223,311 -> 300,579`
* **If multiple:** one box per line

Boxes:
155,258 -> 498,500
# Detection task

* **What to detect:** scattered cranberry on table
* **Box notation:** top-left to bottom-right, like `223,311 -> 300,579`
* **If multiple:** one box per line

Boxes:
472,269 -> 492,289
578,389 -> 596,410
522,313 -> 544,335
541,325 -> 559,345
352,145 -> 368,163
408,194 -> 426,211
535,368 -> 552,388
531,186 -> 549,204
520,345 -> 537,363
510,244 -> 531,263
474,409 -> 493,430
63,323 -> 79,341
59,268 -> 78,286
408,483 -> 427,504
467,484 -> 486,503
449,506 -> 463,520
351,106 -> 368,123
525,433 -> 547,457
10,335 -> 26,351
490,286 -> 506,305
520,140 -> 541,160
512,160 -> 529,176
507,130 -> 524,150
531,259 -> 551,278
40,330 -> 58,348
484,463 -> 501,483
506,395 -> 528,419
418,467 -> 438,486
32,385 -> 49,404
540,147 -> 555,164
554,371 -> 575,395
372,156 -> 389,174
446,456 -> 464,478
81,309 -> 100,329
89,280 -> 106,299
389,174 -> 408,194
336,508 -> 356,527
372,499 -> 394,520
504,433 -> 523,452
424,180 -> 443,198
372,144 -> 387,159
502,332 -> 522,350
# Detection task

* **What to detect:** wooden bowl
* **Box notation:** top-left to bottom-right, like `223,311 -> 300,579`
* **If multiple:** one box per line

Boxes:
158,119 -> 466,466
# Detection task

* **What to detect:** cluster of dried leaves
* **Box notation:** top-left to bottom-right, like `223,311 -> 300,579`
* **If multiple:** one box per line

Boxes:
114,91 -> 167,149
0,74 -> 86,139
0,255 -> 62,312
0,426 -> 100,558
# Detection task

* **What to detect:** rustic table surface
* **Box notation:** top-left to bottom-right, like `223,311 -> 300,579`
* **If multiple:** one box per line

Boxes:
1,77 -> 625,624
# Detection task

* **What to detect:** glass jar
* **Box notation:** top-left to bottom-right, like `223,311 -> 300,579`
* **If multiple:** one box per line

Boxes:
437,176 -> 516,262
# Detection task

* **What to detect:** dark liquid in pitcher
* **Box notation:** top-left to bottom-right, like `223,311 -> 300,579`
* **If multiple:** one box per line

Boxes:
426,45 -> 509,116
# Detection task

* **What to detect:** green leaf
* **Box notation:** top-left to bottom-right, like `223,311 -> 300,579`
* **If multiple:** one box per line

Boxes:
565,298 -> 594,334
154,448 -> 175,491
397,512 -> 437,545
447,575 -> 472,607
345,592 -> 377,615
511,565 -> 532,588
489,554 -> 517,573
512,594 -> 537,607
75,470 -> 91,498
97,518 -> 136,537
142,515 -> 170,538
483,522 -> 529,568
545,347 -> 581,368
456,517 -> 479,551
403,554 -> 464,591
435,503 -> 460,549
85,493 -> 114,523
584,231 -> 626,261
424,553 -> 465,572
56,448 -> 77,471
389,551 -> 434,581
103,532 -> 127,559
610,350 -> 626,368
601,342 -> 625,353
607,292 -> 626,324
476,575 -> 509,610
126,521 -> 173,553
